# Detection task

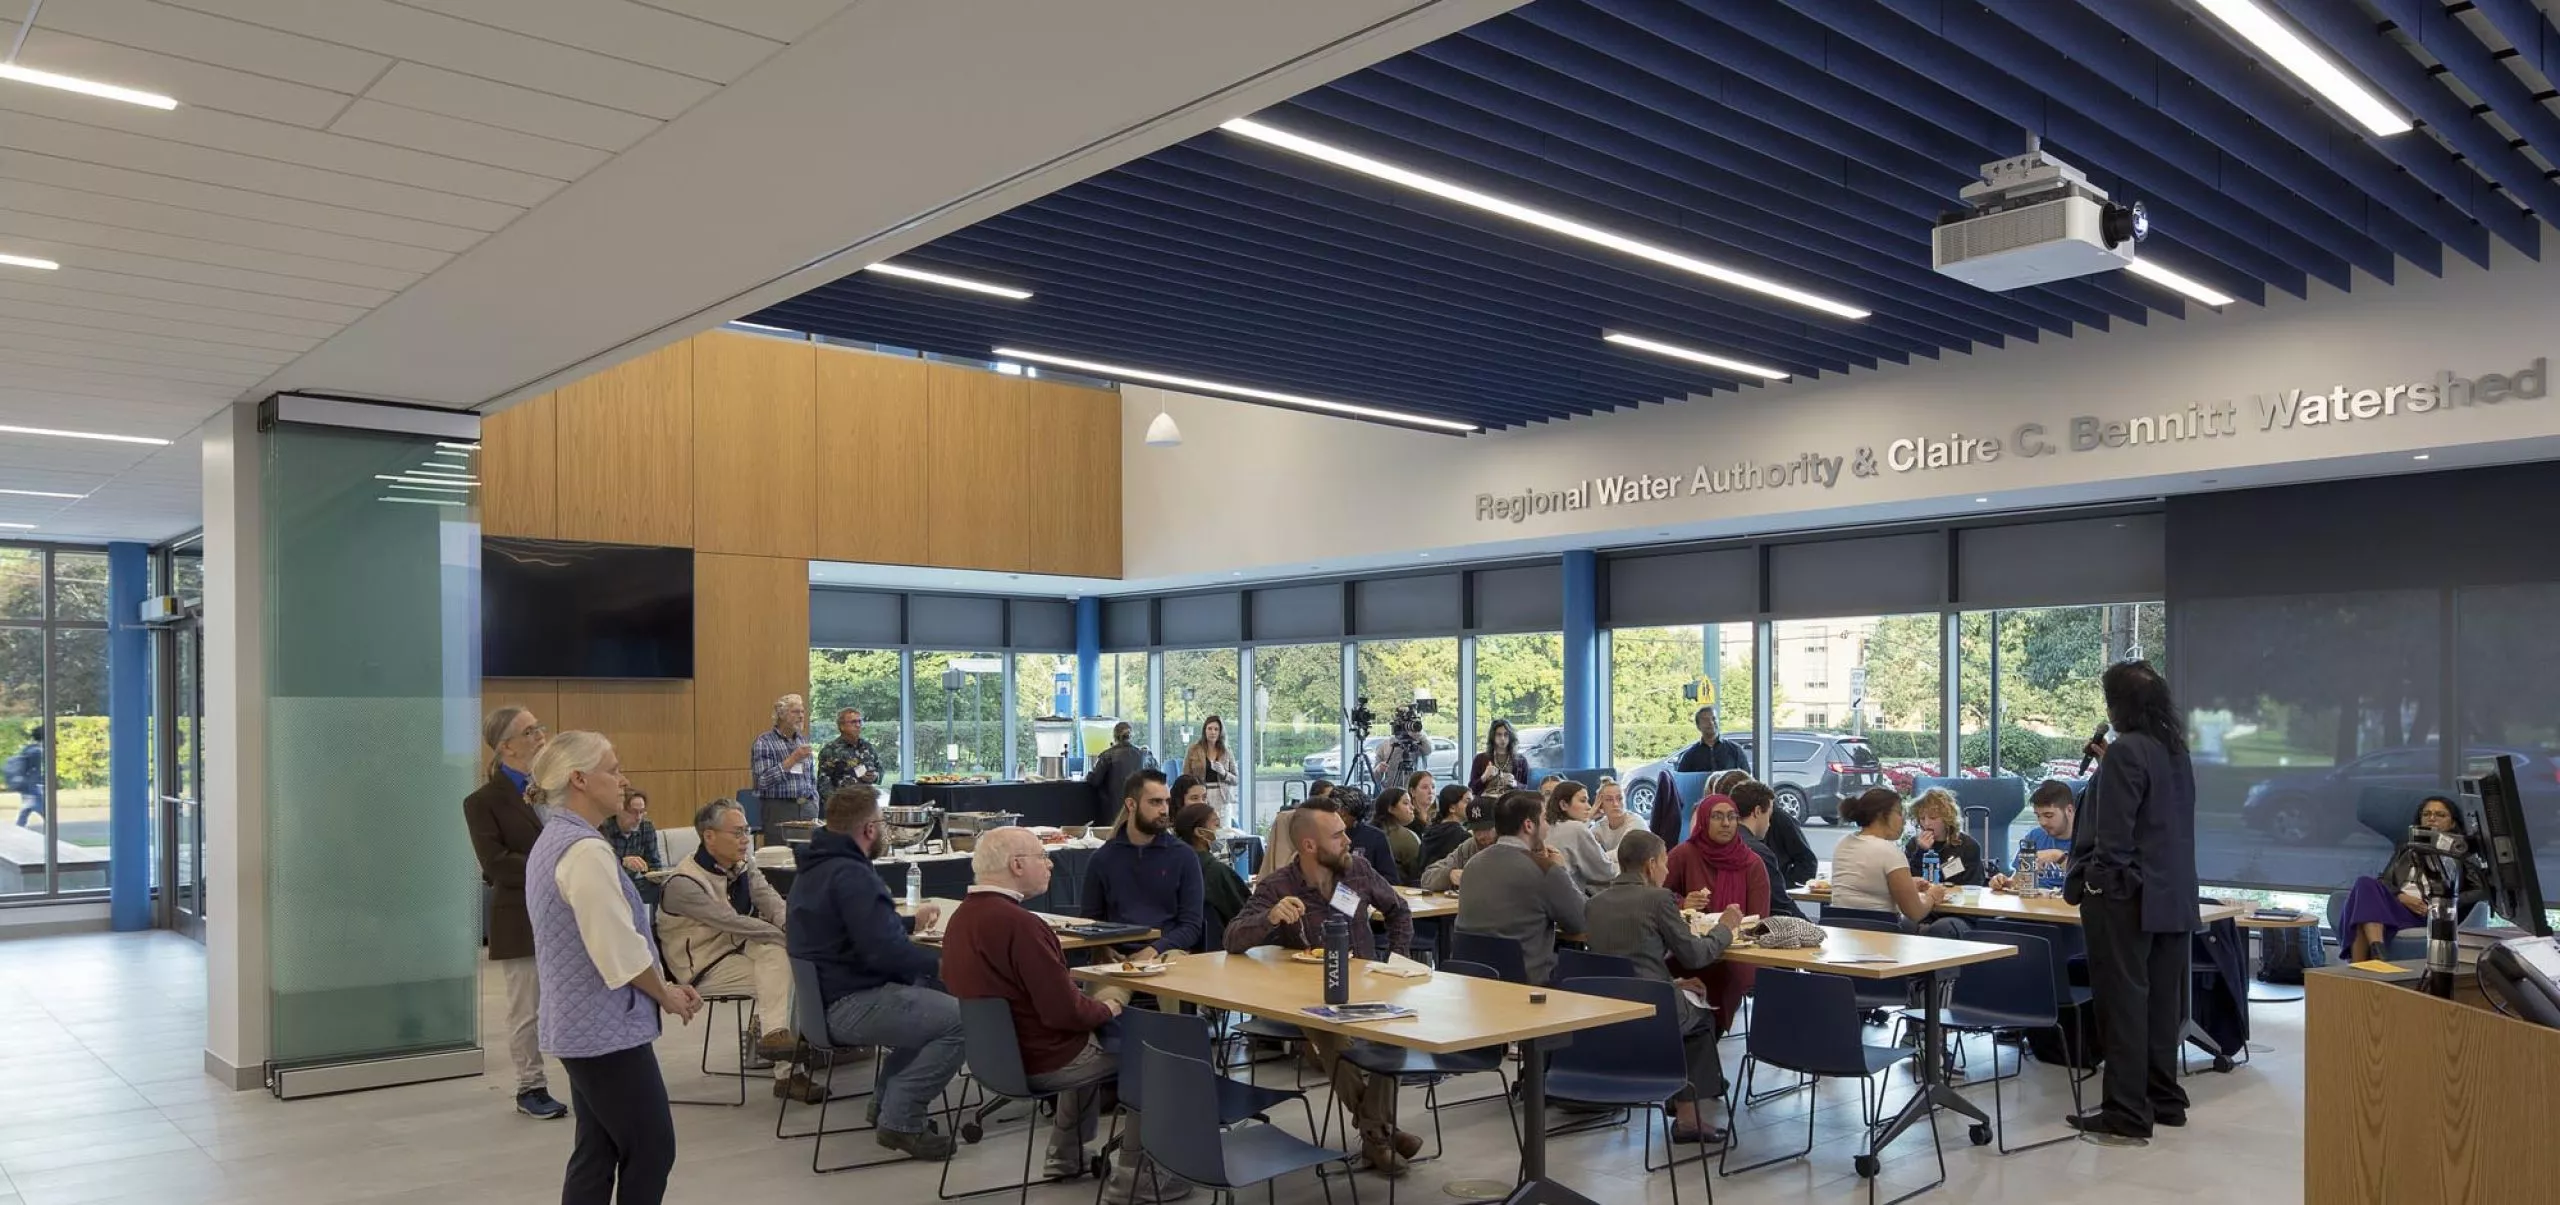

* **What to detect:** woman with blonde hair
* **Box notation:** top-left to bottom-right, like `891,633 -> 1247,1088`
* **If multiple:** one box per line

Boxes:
1903,787 -> 1989,887
1591,777 -> 1640,853
525,731 -> 704,1204
1183,714 -> 1238,824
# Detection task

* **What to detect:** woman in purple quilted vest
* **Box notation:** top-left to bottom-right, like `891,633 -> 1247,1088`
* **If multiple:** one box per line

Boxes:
526,731 -> 704,1204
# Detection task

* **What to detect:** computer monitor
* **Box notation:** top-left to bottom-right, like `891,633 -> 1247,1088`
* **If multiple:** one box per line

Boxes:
2461,754 -> 2551,937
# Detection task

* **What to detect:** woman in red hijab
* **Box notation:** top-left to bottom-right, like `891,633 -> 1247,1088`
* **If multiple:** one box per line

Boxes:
1664,793 -> 1769,1034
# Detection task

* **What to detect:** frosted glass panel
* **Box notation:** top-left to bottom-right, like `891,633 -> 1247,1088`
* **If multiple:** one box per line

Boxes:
263,422 -> 482,1066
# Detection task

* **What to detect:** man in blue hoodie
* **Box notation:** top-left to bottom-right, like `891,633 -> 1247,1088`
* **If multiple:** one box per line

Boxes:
786,784 -> 964,1161
1081,770 -> 1207,959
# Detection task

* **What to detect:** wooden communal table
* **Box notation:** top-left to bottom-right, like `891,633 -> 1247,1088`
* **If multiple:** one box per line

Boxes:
1790,885 -> 2246,926
896,898 -> 1157,953
1070,946 -> 1650,1195
1394,886 -> 1459,921
1719,925 -> 2015,1199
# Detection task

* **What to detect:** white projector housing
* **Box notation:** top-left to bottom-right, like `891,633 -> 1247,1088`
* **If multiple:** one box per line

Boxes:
1933,149 -> 2145,291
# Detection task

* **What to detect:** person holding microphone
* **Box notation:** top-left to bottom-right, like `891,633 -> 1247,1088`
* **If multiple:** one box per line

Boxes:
2063,661 -> 2200,1142
750,693 -> 819,846
523,731 -> 703,1204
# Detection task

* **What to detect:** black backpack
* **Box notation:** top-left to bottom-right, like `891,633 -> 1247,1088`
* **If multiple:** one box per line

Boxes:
2255,920 -> 2326,985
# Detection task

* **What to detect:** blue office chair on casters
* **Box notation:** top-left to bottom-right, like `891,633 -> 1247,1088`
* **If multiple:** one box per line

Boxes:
1135,1040 -> 1361,1205
1722,969 -> 1934,1205
1549,976 -> 1714,1205
1895,931 -> 2072,1154
778,957 -> 898,1173
939,998 -> 1102,1202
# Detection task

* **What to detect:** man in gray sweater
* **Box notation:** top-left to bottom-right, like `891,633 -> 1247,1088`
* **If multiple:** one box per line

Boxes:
1452,789 -> 1587,984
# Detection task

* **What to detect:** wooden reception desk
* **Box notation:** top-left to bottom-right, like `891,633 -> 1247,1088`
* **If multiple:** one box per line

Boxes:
2305,964 -> 2560,1203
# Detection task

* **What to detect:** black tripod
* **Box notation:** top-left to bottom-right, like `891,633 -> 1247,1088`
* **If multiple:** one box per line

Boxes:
1342,731 -> 1377,795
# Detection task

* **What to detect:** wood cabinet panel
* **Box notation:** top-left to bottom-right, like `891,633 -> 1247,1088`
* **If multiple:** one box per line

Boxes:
554,340 -> 693,547
1026,379 -> 1121,578
478,395 -> 555,538
554,679 -> 694,773
692,552 -> 811,771
924,362 -> 1032,571
693,331 -> 815,558
814,345 -> 930,566
617,771 -> 691,832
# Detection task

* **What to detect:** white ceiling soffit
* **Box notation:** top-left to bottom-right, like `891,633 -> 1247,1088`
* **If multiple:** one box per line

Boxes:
260,0 -> 1527,412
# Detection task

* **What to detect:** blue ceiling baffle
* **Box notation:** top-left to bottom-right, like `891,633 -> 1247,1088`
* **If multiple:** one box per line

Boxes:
754,0 -> 2547,433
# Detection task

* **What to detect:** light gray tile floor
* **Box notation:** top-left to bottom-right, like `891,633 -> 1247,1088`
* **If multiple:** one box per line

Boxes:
0,931 -> 2303,1204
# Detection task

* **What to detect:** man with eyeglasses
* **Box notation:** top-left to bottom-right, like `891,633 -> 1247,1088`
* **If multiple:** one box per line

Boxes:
751,693 -> 819,846
817,707 -> 883,801
465,705 -> 568,1120
657,800 -> 817,1102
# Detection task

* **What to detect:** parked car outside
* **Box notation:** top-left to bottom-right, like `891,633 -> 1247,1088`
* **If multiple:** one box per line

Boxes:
1512,725 -> 1570,779
2240,743 -> 2560,845
1621,730 -> 1885,828
1300,735 -> 1461,785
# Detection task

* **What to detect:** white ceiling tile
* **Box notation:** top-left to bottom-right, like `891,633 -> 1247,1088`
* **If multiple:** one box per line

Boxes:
0,86 -> 565,207
394,0 -> 782,83
0,400 -> 209,440
31,0 -> 390,93
0,280 -> 345,339
0,111 -> 526,231
0,342 -> 260,389
628,0 -> 853,43
0,383 -> 228,417
0,365 -> 240,407
328,99 -> 614,181
38,266 -> 368,324
24,246 -> 395,309
0,179 -> 455,273
162,0 -> 719,119
0,151 -> 485,253
0,317 -> 296,370
0,210 -> 424,291
0,297 -> 321,353
15,28 -> 352,128
363,62 -> 661,152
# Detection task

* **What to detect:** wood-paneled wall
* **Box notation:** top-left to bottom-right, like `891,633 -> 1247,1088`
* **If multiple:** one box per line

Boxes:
476,329 -> 1116,812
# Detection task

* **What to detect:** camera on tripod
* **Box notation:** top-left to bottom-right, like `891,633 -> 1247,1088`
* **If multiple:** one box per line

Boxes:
2406,825 -> 2470,859
1348,696 -> 1376,741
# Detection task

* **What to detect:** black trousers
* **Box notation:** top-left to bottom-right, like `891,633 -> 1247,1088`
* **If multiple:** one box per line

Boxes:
560,1042 -> 676,1205
2079,891 -> 2191,1131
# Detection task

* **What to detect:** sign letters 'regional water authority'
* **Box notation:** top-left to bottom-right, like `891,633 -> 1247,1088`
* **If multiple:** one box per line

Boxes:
1473,358 -> 2546,525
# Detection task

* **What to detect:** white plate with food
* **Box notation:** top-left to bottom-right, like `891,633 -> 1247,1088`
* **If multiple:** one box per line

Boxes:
1289,949 -> 1329,965
1098,962 -> 1170,977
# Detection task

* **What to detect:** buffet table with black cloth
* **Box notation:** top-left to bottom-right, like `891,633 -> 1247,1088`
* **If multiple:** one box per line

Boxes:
887,780 -> 1106,828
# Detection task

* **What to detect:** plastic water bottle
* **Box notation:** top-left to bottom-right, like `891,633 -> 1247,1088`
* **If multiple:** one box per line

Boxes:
1922,849 -> 1942,885
1322,914 -> 1351,1006
2017,837 -> 2038,891
904,867 -> 921,911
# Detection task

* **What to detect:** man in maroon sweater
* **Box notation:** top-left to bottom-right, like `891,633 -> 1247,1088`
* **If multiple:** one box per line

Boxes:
940,827 -> 1190,1200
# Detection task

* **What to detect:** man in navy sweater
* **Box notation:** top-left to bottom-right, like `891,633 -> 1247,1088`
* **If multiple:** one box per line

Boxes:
1081,770 -> 1207,963
787,785 -> 964,1161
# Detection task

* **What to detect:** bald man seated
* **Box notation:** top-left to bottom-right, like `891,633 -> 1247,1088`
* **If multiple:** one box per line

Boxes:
938,827 -> 1190,1199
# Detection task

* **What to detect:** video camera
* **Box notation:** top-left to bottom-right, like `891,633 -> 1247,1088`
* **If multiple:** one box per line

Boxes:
1348,696 -> 1376,741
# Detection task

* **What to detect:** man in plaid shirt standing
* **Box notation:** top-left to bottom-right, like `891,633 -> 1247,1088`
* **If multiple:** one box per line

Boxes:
751,693 -> 819,846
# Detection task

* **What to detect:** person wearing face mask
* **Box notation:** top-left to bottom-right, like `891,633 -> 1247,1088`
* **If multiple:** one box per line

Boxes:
1585,829 -> 1743,1145
657,799 -> 815,1102
750,694 -> 819,846
465,705 -> 568,1121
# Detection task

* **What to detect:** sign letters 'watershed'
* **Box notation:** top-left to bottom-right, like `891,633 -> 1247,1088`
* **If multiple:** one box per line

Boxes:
1473,358 -> 2546,525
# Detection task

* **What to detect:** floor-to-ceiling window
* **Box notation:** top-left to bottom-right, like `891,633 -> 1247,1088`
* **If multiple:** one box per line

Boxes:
809,648 -> 905,785
0,546 -> 117,901
1769,614 -> 1929,821
1473,632 -> 1564,776
915,650 -> 1004,777
1097,651 -> 1149,750
1161,646 -> 1240,789
1246,644 -> 1334,822
1606,623 -> 1755,776
1011,651 -> 1077,773
1354,638 -> 1457,790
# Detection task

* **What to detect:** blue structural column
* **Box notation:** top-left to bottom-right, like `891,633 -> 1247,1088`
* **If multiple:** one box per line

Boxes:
106,541 -> 150,931
1071,597 -> 1101,771
1560,550 -> 1598,769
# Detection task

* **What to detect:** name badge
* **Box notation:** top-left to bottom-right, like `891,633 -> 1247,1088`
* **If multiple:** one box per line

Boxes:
1330,884 -> 1362,918
1941,857 -> 1967,880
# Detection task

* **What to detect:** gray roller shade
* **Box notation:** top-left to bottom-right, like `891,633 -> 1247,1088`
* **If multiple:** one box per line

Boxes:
1250,583 -> 1345,642
810,589 -> 902,647
909,594 -> 1005,648
1009,599 -> 1074,650
1604,548 -> 1758,626
1103,599 -> 1152,650
1956,514 -> 2163,608
1353,574 -> 1461,637
1767,532 -> 1945,617
1472,563 -> 1562,632
1160,592 -> 1244,646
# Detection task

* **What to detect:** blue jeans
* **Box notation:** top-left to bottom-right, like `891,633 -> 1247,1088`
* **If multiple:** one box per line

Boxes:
13,790 -> 39,827
824,982 -> 964,1133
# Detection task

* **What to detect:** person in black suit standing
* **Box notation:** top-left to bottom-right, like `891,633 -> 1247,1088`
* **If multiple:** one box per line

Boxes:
2063,660 -> 2199,1142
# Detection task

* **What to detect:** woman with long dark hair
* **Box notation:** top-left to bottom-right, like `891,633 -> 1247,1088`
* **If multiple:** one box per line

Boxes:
2340,794 -> 2488,960
1171,776 -> 1247,950
2064,659 -> 2201,1141
1470,720 -> 1530,796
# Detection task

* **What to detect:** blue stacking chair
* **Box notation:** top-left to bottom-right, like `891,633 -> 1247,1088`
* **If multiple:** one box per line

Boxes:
1112,1006 -> 1316,1188
1722,969 -> 1934,1205
1325,964 -> 1519,1205
1550,948 -> 1638,984
779,957 -> 898,1174
1134,1041 -> 1359,1205
1449,930 -> 1529,984
941,998 -> 1101,1203
1897,931 -> 2075,1154
1815,904 -> 1901,927
1549,976 -> 1715,1205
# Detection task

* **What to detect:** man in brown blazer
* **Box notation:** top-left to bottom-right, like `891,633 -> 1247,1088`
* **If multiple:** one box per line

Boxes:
465,705 -> 568,1119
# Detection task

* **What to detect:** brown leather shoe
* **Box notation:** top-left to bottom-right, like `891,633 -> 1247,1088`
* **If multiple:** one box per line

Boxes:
1361,1140 -> 1409,1177
1389,1130 -> 1423,1160
756,1029 -> 798,1060
771,1073 -> 825,1104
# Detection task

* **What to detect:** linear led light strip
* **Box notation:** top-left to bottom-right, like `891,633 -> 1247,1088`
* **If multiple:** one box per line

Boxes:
2193,0 -> 2408,137
1602,333 -> 1790,381
1222,117 -> 1870,321
0,252 -> 55,271
991,347 -> 1478,434
862,261 -> 1033,300
0,486 -> 80,499
0,423 -> 167,446
2125,258 -> 2237,308
377,474 -> 478,487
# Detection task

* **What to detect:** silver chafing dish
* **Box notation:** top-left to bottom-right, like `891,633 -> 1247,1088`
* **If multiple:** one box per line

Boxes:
880,805 -> 942,853
940,810 -> 1022,851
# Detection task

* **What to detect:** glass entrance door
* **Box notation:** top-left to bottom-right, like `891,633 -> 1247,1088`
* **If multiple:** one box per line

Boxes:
155,608 -> 203,938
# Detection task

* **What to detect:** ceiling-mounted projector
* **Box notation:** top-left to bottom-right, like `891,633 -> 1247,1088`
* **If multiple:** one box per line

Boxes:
1933,145 -> 2147,291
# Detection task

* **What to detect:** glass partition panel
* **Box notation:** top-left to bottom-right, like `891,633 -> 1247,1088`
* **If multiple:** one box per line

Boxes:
263,421 -> 480,1067
2181,591 -> 2437,891
916,651 -> 1004,776
1355,638 -> 1457,791
1475,632 -> 1564,777
809,648 -> 904,785
1772,615 -> 1929,825
1246,644 -> 1332,823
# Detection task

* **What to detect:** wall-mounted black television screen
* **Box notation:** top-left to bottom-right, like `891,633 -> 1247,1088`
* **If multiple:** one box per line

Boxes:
483,538 -> 693,679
